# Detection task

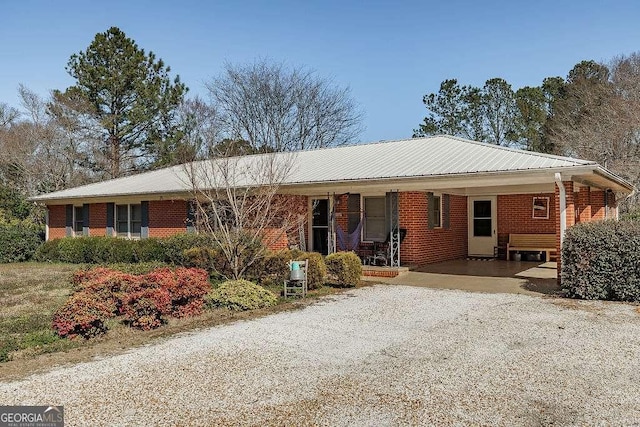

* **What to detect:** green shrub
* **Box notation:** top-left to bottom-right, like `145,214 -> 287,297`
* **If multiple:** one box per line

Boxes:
252,249 -> 327,289
57,237 -> 89,263
161,233 -> 217,265
562,221 -> 640,301
325,252 -> 362,287
33,239 -> 61,262
0,224 -> 43,263
134,238 -> 165,262
251,249 -> 293,286
183,247 -> 217,271
206,279 -> 278,311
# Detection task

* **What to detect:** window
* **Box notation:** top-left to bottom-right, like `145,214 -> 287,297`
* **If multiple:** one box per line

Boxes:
473,200 -> 492,237
363,196 -> 386,241
116,204 -> 142,238
73,206 -> 84,236
433,195 -> 442,228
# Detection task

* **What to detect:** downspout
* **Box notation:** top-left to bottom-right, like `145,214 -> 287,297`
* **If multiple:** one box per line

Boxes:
554,173 -> 566,249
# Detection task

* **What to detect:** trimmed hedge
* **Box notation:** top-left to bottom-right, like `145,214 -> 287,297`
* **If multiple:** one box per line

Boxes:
0,225 -> 43,263
33,234 -> 216,265
325,252 -> 362,287
562,220 -> 640,301
206,279 -> 278,311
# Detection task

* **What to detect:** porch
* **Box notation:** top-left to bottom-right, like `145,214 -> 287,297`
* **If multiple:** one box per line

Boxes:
362,259 -> 559,296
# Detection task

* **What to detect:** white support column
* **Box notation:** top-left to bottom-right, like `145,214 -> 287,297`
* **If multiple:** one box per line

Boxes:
45,207 -> 49,241
554,173 -> 566,248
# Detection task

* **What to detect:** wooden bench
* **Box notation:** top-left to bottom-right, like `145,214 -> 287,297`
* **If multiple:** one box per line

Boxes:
506,233 -> 557,261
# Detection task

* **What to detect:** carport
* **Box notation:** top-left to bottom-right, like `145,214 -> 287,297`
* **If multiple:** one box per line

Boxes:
363,259 -> 558,296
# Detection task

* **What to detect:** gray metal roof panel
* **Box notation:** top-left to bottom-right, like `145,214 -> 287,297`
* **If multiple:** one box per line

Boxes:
31,135 -> 599,201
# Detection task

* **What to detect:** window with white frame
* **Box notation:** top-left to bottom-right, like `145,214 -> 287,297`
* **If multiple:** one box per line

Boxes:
363,196 -> 386,241
73,206 -> 84,236
116,204 -> 142,238
433,195 -> 442,228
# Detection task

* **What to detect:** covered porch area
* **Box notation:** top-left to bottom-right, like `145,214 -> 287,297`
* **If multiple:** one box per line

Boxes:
362,259 -> 559,296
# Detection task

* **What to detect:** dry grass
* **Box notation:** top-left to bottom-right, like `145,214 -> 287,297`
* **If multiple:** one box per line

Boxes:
0,262 -> 356,381
0,263 -> 81,364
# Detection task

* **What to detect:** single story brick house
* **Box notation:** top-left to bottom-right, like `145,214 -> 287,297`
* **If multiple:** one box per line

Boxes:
32,135 -> 634,270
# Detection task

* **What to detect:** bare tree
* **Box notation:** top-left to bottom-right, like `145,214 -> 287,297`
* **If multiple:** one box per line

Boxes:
174,97 -> 221,162
184,152 -> 307,279
549,57 -> 640,209
0,103 -> 19,129
207,60 -> 363,152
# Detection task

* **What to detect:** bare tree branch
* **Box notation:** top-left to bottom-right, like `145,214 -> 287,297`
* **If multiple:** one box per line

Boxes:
206,60 -> 363,152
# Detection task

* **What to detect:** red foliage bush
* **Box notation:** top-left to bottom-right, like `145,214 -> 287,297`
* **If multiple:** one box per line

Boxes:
143,267 -> 210,318
52,292 -> 115,339
71,267 -> 115,288
55,266 -> 212,337
73,269 -> 143,314
121,287 -> 172,330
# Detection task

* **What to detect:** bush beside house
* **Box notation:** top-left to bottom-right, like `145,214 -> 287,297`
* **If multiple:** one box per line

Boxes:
0,225 -> 43,263
562,221 -> 640,301
325,251 -> 362,287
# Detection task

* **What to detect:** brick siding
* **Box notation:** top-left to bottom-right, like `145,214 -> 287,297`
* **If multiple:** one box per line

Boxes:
398,192 -> 467,266
48,205 -> 67,239
89,203 -> 107,236
497,193 -> 556,256
148,200 -> 188,238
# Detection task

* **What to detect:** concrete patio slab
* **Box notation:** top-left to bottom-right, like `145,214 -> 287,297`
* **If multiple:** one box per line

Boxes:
362,259 -> 559,296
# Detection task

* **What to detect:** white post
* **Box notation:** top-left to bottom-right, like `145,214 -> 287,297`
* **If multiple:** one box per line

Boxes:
554,173 -> 566,249
45,207 -> 49,241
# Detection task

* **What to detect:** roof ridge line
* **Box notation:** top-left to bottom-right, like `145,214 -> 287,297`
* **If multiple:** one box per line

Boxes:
441,135 -> 595,165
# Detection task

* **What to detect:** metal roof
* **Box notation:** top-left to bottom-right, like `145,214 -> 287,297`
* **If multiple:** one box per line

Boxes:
31,135 -> 625,202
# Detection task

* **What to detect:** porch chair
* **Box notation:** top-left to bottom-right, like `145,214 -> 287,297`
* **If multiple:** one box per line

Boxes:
368,228 -> 407,266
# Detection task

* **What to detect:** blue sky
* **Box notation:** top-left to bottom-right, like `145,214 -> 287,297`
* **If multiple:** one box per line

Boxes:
2,0 -> 640,142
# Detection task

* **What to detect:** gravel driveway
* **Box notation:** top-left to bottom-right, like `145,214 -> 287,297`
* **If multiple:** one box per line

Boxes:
2,285 -> 640,426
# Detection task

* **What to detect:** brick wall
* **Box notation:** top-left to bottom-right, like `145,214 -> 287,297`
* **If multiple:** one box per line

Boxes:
398,192 -> 467,266
148,200 -> 188,238
48,205 -> 67,239
590,190 -> 617,220
89,203 -> 107,236
497,193 -> 556,252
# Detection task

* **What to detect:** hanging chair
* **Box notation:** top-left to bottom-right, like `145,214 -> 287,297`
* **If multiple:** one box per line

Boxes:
336,217 -> 364,252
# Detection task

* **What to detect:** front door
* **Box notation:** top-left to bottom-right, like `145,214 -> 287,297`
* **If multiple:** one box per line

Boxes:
311,199 -> 329,255
468,196 -> 497,257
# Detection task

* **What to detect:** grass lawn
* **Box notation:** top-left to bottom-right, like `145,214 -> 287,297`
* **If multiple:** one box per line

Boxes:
0,262 -> 347,381
0,263 -> 80,362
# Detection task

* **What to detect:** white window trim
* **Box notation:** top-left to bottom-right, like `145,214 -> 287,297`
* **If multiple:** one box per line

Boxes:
115,203 -> 142,239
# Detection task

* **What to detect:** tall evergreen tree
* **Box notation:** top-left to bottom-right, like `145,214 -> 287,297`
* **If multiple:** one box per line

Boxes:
54,27 -> 187,178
